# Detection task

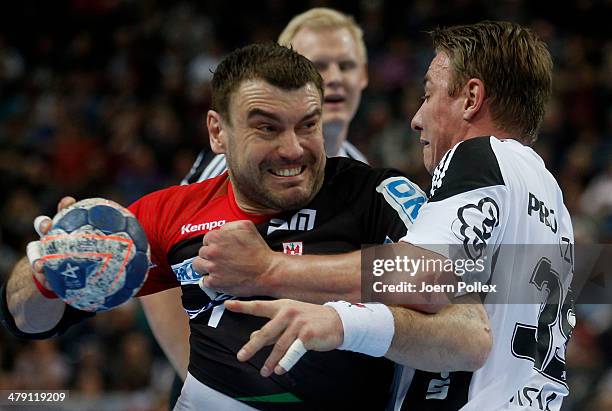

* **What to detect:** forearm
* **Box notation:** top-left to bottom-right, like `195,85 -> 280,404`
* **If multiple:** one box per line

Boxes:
140,287 -> 190,380
261,242 -> 453,306
386,299 -> 492,372
6,257 -> 65,334
263,251 -> 361,304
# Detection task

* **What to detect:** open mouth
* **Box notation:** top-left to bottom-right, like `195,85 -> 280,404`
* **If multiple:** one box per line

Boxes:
268,166 -> 306,177
324,94 -> 345,104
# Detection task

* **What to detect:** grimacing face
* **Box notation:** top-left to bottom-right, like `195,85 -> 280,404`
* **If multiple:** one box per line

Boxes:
213,79 -> 326,214
411,52 -> 466,174
290,27 -> 368,133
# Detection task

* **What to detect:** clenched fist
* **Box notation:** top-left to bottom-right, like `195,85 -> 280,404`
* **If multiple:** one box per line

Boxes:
192,220 -> 283,297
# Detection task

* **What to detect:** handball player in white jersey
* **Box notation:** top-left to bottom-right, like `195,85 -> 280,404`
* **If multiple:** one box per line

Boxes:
227,21 -> 575,411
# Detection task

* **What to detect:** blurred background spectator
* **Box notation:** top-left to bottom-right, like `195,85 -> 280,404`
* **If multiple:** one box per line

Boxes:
0,1 -> 610,410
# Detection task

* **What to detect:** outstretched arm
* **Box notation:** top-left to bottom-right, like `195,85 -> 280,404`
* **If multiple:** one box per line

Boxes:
5,256 -> 65,334
225,296 -> 491,376
193,220 -> 362,303
385,298 -> 491,371
4,198 -> 75,335
194,221 -> 450,310
3,197 -> 94,338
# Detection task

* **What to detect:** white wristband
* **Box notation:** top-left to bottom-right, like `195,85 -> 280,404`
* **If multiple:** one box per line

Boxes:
324,301 -> 394,357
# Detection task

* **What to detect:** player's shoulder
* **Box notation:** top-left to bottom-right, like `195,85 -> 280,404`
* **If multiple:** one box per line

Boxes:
325,156 -> 421,195
323,157 -> 426,217
131,172 -> 229,214
430,136 -> 506,202
326,156 -> 403,182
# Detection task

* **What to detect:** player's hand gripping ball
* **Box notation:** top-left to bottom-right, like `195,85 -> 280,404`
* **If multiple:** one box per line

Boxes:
40,198 -> 150,312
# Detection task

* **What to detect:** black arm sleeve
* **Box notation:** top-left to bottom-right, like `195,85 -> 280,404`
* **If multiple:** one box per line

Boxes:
0,281 -> 95,340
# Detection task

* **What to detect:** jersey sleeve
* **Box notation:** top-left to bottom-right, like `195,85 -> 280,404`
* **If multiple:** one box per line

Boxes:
129,194 -> 180,296
401,137 -> 508,284
363,170 -> 428,243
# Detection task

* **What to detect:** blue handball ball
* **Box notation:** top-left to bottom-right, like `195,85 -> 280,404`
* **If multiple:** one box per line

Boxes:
41,198 -> 150,312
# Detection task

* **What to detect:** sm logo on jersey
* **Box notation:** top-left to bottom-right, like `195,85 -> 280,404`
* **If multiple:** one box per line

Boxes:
376,177 -> 427,227
267,209 -> 317,235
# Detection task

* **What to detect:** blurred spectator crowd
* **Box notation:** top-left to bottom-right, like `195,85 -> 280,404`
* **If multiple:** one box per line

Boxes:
0,1 -> 610,410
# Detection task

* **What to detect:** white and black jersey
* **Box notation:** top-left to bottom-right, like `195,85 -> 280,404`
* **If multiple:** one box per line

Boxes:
181,141 -> 368,184
396,136 -> 574,411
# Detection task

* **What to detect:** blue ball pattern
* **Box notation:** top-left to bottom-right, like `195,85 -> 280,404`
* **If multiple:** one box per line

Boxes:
42,198 -> 150,312
54,209 -> 88,233
88,205 -> 126,233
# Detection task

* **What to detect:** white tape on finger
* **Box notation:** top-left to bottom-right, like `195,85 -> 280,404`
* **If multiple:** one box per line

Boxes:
278,339 -> 307,372
33,215 -> 51,238
26,241 -> 43,266
198,276 -> 219,300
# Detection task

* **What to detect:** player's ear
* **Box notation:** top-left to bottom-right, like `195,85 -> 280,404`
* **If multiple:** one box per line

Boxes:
360,63 -> 369,90
462,78 -> 485,121
207,110 -> 227,154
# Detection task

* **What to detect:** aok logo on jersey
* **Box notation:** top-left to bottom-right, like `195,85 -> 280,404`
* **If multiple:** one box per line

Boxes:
171,257 -> 202,285
171,257 -> 232,321
376,177 -> 427,228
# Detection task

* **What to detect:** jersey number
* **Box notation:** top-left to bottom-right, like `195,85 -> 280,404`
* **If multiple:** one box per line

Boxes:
511,257 -> 574,386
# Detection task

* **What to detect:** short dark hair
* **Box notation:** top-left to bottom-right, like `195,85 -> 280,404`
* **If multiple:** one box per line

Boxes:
211,43 -> 324,122
430,21 -> 553,144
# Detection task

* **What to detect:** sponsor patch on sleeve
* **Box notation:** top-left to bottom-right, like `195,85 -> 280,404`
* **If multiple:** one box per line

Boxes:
376,177 -> 427,227
451,196 -> 500,260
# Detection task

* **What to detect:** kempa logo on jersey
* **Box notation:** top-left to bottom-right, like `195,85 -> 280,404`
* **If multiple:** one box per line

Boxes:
180,220 -> 226,235
267,209 -> 316,235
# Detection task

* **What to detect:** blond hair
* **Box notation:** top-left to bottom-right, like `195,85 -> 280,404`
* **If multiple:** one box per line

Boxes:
278,8 -> 367,62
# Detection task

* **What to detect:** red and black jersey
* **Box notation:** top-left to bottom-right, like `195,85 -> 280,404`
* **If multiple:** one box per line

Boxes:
128,157 -> 427,410
129,171 -> 270,297
0,157 -> 425,410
